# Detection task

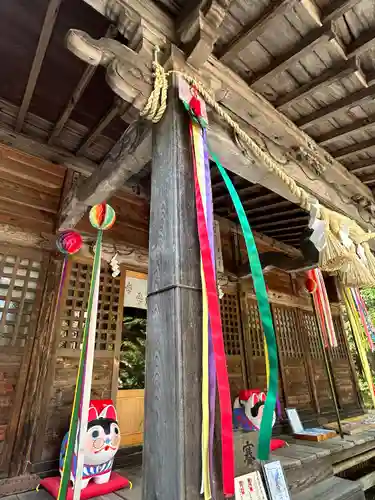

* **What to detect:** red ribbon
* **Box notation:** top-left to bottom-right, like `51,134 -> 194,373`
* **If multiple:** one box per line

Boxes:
190,123 -> 234,496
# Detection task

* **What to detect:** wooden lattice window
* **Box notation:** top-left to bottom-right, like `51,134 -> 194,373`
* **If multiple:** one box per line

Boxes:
272,305 -> 303,358
247,298 -> 264,357
0,252 -> 42,348
221,293 -> 241,355
301,311 -> 323,359
331,315 -> 348,360
59,260 -> 121,351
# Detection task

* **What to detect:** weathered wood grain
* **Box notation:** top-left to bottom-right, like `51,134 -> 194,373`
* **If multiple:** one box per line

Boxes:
143,76 -> 202,500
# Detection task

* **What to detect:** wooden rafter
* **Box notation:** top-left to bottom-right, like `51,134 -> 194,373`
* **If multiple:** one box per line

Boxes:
218,0 -> 299,62
16,0 -> 63,133
213,184 -> 263,204
296,83 -> 375,130
76,99 -> 127,156
275,57 -> 365,111
317,113 -> 375,146
349,158 -> 375,175
246,208 -> 305,225
251,216 -> 310,230
250,23 -> 345,87
59,119 -> 151,229
321,0 -> 362,22
358,173 -> 375,185
49,24 -> 117,144
263,224 -> 309,235
348,29 -> 375,58
331,137 -> 375,161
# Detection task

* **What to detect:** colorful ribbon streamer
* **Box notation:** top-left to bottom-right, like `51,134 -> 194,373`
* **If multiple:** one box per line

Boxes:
342,286 -> 375,407
57,231 -> 103,500
190,122 -> 235,497
210,150 -> 278,462
351,288 -> 375,351
307,269 -> 337,348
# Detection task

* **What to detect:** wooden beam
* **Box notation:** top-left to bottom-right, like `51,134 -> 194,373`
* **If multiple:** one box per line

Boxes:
207,122 -> 375,229
59,120 -> 151,229
143,78 -> 202,500
295,82 -> 375,130
48,25 -> 117,145
16,0 -> 62,133
252,217 -> 309,230
357,173 -> 375,185
317,113 -> 375,146
331,137 -> 375,161
218,0 -> 298,62
250,23 -> 345,88
322,0 -> 362,22
347,28 -> 375,58
263,224 -> 308,235
76,99 -> 127,155
275,57 -> 365,111
246,207 -> 304,224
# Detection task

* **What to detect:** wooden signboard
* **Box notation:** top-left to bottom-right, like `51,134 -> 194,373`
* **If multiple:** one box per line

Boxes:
286,408 -> 336,441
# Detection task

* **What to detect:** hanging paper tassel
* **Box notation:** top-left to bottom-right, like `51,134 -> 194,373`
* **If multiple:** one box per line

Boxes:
210,150 -> 278,462
190,122 -> 234,497
57,207 -> 115,500
342,286 -> 375,407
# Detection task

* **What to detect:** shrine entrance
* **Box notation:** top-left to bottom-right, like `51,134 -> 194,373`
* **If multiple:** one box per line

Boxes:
117,271 -> 147,447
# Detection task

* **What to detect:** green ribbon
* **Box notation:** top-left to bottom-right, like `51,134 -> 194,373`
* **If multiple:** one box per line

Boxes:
210,150 -> 278,461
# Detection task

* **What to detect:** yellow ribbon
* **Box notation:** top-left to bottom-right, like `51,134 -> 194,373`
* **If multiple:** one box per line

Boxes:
193,123 -> 211,500
342,286 -> 375,408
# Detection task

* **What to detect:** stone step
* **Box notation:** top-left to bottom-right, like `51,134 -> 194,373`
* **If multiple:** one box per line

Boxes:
292,476 -> 365,500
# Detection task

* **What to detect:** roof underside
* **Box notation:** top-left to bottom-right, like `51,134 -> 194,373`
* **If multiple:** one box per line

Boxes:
1,0 -> 375,247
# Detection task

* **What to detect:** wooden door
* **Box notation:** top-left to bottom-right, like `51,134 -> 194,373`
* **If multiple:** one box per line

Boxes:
0,245 -> 47,475
300,309 -> 333,412
272,304 -> 313,411
117,270 -> 147,447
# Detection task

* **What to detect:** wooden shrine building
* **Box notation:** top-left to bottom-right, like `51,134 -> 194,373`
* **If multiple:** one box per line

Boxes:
3,0 -> 375,499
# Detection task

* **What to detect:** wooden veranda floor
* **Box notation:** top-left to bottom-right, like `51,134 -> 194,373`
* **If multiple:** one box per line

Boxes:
7,465 -> 142,500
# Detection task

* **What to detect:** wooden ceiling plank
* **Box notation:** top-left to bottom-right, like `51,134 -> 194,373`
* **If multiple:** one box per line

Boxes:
321,0 -> 362,22
348,158 -> 375,175
295,82 -> 375,130
15,0 -> 63,133
48,24 -> 117,144
250,23 -> 344,87
358,173 -> 375,185
76,100 -> 126,156
332,137 -> 375,160
317,113 -> 375,146
251,216 -> 309,230
347,28 -> 375,58
223,199 -> 294,219
262,224 -> 308,235
59,119 -> 151,229
263,230 -> 303,239
213,184 -> 263,204
218,0 -> 298,61
275,56 -> 365,111
246,208 -> 305,224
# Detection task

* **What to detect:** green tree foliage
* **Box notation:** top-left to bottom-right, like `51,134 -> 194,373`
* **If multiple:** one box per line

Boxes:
118,314 -> 147,390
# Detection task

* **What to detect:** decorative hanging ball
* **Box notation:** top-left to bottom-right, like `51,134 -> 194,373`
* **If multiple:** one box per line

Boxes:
305,277 -> 317,294
89,203 -> 116,230
56,230 -> 83,255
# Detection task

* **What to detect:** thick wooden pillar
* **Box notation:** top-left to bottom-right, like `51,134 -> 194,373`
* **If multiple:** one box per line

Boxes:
143,78 -> 202,499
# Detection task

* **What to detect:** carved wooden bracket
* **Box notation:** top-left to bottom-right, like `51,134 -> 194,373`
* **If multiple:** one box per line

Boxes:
66,30 -> 153,111
178,0 -> 233,68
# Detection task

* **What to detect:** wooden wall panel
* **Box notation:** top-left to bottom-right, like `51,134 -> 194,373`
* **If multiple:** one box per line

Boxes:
0,245 -> 47,474
0,144 -> 66,234
220,290 -> 246,400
